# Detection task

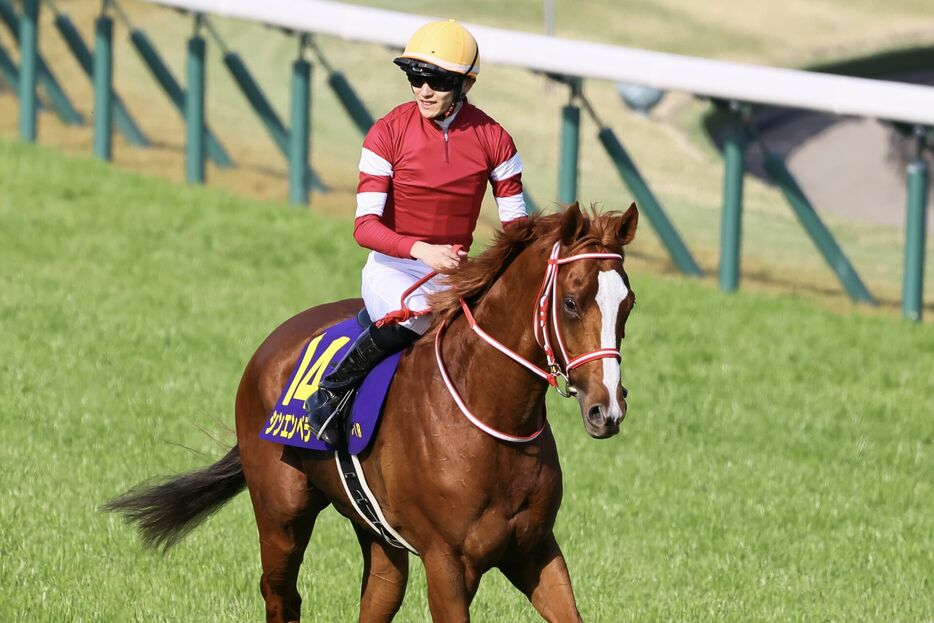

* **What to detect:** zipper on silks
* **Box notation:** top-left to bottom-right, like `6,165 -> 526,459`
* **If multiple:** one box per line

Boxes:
443,129 -> 450,164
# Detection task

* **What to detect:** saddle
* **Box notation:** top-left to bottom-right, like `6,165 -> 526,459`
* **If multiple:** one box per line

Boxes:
259,310 -> 404,453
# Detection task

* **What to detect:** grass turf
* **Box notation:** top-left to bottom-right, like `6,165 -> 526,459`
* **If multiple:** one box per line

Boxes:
1,140 -> 931,621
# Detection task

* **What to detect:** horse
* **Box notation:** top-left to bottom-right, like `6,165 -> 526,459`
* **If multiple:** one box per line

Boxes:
106,202 -> 639,622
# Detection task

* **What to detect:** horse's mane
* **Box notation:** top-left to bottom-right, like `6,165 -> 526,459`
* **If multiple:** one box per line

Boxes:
426,206 -> 625,332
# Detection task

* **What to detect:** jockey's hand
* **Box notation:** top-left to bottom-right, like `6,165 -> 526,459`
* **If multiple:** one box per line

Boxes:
411,242 -> 468,274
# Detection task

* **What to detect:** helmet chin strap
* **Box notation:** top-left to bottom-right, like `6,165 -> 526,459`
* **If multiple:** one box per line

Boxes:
441,49 -> 478,118
440,96 -> 461,119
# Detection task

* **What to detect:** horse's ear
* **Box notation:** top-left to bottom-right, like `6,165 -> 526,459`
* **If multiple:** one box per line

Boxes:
559,202 -> 586,245
616,202 -> 639,246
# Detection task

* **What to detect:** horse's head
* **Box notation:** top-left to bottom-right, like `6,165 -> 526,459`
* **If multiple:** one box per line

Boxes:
547,203 -> 638,439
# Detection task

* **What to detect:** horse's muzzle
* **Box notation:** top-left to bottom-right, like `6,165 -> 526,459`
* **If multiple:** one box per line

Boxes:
579,388 -> 627,439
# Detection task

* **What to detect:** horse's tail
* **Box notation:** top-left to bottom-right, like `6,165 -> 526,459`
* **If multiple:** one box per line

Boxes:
103,445 -> 245,552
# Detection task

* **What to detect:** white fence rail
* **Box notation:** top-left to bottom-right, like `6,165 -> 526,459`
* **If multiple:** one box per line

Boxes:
145,0 -> 934,126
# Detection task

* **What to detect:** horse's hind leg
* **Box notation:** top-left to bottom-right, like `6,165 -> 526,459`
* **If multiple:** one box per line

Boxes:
245,444 -> 329,623
354,524 -> 409,622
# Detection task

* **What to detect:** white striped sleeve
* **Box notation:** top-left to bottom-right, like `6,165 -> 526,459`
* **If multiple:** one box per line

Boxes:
496,193 -> 528,221
490,152 -> 523,181
355,192 -> 388,218
359,147 -> 393,177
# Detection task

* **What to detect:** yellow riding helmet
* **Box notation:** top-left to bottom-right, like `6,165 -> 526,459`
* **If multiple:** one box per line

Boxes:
394,19 -> 480,79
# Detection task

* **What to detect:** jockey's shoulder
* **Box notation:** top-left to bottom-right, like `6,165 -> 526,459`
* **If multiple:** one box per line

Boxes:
367,103 -> 416,137
382,101 -> 419,123
460,101 -> 500,127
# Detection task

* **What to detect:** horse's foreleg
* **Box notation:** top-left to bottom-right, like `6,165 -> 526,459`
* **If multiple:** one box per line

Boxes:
422,548 -> 480,623
354,524 -> 409,622
500,533 -> 583,623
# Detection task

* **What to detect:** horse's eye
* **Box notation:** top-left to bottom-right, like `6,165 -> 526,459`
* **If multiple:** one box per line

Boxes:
563,297 -> 578,315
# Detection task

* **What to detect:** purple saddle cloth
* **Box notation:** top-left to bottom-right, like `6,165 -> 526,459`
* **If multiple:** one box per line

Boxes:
258,315 -> 402,454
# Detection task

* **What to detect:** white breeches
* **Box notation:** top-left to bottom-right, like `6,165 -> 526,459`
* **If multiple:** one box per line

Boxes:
361,252 -> 446,335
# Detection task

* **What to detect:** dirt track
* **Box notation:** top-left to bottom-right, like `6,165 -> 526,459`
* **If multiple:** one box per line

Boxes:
788,117 -> 933,233
712,70 -> 934,233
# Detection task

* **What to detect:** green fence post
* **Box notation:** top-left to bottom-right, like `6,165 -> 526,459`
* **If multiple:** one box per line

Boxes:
185,19 -> 206,184
200,17 -> 325,190
762,150 -> 875,304
128,29 -> 232,168
719,102 -> 748,293
53,11 -> 148,147
93,8 -> 113,160
18,0 -> 39,142
218,47 -> 327,192
130,29 -> 185,95
902,129 -> 929,321
289,36 -> 311,206
2,0 -> 82,126
558,79 -> 581,205
0,39 -> 48,110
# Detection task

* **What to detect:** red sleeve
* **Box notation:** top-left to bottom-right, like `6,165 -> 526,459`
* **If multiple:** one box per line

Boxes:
353,215 -> 419,258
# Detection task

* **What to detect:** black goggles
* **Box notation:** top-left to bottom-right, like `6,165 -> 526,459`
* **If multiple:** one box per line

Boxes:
407,73 -> 461,92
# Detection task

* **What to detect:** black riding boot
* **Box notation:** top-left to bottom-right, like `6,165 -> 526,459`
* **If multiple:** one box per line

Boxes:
304,322 -> 419,446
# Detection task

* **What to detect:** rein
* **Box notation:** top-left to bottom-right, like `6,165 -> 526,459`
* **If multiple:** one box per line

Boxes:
374,273 -> 436,328
435,241 -> 623,443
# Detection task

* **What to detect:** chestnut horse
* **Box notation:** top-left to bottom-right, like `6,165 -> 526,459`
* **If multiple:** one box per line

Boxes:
106,203 -> 639,622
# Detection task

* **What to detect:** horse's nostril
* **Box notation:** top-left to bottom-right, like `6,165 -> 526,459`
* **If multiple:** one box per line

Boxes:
587,405 -> 605,424
622,385 -> 629,399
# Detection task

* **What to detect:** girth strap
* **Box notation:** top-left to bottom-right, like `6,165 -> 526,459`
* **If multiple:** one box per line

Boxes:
335,450 -> 419,554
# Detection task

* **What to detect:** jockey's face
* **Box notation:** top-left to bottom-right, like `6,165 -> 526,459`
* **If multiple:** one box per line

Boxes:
411,78 -> 474,120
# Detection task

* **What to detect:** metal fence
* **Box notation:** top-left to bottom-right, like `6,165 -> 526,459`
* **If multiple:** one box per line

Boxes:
3,0 -> 930,320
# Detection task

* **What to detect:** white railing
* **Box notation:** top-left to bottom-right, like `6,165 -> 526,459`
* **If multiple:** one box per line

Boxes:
145,0 -> 934,126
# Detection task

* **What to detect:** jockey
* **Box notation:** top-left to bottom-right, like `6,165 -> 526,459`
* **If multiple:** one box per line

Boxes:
304,19 -> 528,445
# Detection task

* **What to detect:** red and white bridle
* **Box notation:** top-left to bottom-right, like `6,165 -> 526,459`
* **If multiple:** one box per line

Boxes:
435,241 -> 624,443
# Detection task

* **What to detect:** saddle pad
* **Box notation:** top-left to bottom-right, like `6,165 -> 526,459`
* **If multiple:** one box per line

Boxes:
259,316 -> 403,454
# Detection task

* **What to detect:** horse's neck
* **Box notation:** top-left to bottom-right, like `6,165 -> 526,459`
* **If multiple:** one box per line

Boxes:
438,245 -> 551,437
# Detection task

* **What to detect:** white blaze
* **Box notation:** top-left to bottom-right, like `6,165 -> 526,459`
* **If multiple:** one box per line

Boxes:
595,270 -> 629,423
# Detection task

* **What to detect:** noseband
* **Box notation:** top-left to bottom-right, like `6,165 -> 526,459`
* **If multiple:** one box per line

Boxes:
436,241 -> 624,443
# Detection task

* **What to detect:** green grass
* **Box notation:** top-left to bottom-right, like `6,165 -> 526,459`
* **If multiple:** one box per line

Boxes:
1,141 -> 932,622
